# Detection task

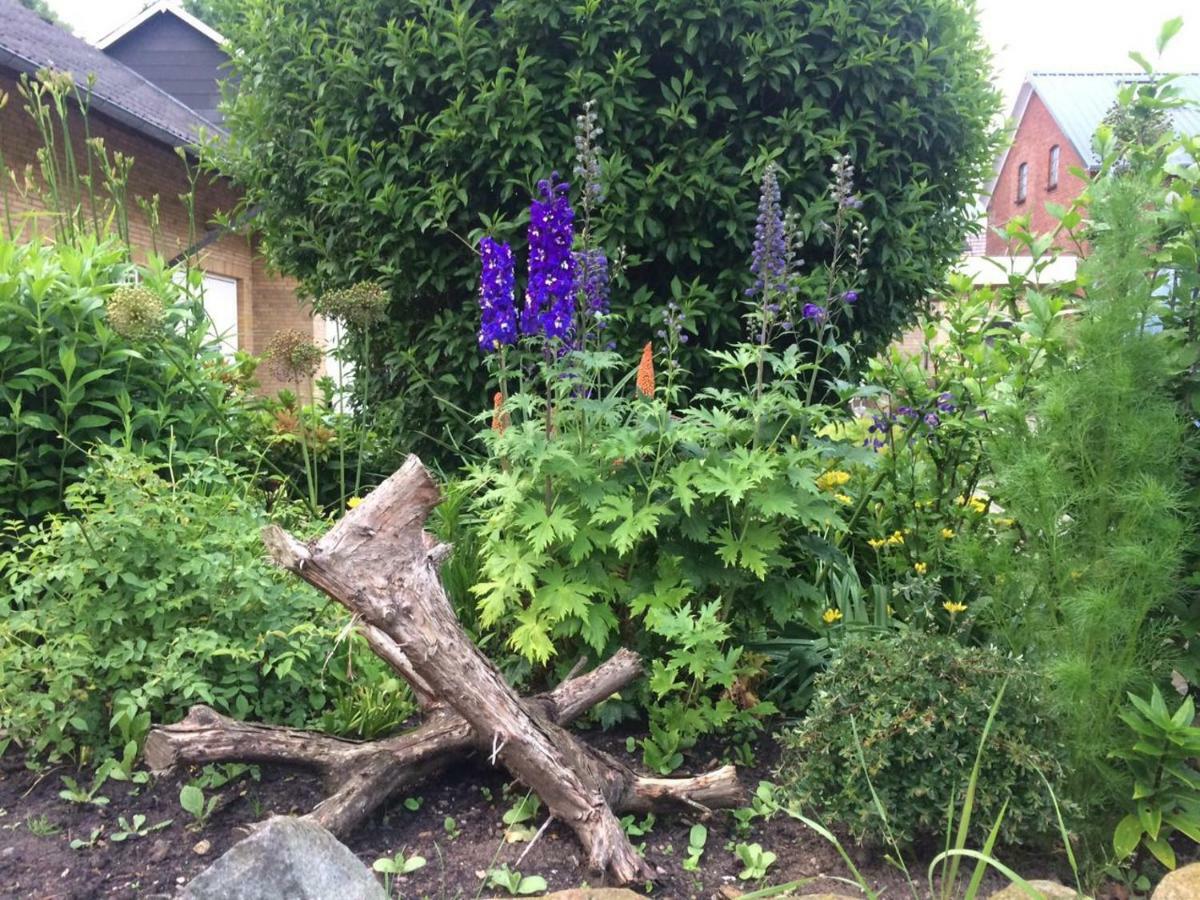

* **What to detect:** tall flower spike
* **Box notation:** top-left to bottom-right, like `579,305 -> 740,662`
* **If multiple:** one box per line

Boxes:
748,163 -> 787,300
636,342 -> 655,397
491,391 -> 509,436
573,248 -> 610,346
521,176 -> 576,342
478,237 -> 517,352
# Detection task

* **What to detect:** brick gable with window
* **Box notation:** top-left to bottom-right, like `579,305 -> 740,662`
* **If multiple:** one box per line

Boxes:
985,92 -> 1088,256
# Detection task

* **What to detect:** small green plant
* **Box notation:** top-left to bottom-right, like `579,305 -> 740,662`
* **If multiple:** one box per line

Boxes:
502,793 -> 540,826
179,783 -> 220,829
110,814 -> 171,842
58,773 -> 110,808
95,741 -> 150,787
69,826 -> 103,850
682,823 -> 707,871
620,812 -> 655,837
732,781 -> 778,836
194,763 -> 259,790
372,848 -> 427,875
443,816 -> 460,839
24,814 -> 60,836
402,795 -> 424,812
486,865 -> 548,896
1111,687 -> 1200,870
734,842 -> 777,880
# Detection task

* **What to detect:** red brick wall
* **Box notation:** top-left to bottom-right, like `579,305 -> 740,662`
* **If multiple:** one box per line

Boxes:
985,92 -> 1089,256
0,70 -> 318,394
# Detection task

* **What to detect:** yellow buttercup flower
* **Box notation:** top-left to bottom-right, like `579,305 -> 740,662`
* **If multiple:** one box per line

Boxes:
834,493 -> 853,505
867,538 -> 886,550
816,470 -> 851,492
886,530 -> 905,546
943,600 -> 968,615
940,527 -> 956,539
347,496 -> 363,509
913,561 -> 928,575
994,517 -> 1016,528
822,608 -> 844,625
968,496 -> 988,514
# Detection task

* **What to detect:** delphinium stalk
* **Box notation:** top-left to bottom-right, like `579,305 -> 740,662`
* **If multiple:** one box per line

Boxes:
478,235 -> 518,400
571,100 -> 611,359
747,163 -> 794,442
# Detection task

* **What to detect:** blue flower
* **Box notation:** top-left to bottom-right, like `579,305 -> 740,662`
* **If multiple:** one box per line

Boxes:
802,303 -> 826,322
478,237 -> 517,352
749,164 -> 787,300
843,290 -> 859,304
573,248 -> 609,345
521,175 -> 576,342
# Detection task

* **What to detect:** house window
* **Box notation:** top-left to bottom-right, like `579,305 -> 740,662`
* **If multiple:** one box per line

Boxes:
200,273 -> 239,359
1017,162 -> 1029,204
1048,145 -> 1060,190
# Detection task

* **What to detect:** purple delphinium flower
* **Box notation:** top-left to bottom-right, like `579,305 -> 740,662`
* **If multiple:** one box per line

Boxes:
924,412 -> 940,428
478,237 -> 517,352
897,405 -> 917,419
748,164 -> 787,300
843,290 -> 859,304
522,176 -> 576,342
573,248 -> 610,345
937,392 -> 956,413
802,303 -> 826,323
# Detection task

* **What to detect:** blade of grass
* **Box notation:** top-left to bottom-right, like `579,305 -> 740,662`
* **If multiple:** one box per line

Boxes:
850,716 -> 918,897
1037,768 -> 1082,895
964,798 -> 1009,899
736,878 -> 816,899
786,811 -> 879,900
941,679 -> 1009,900
929,848 -> 1047,899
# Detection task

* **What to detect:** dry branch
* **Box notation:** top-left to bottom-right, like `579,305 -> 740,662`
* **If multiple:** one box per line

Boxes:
144,456 -> 743,884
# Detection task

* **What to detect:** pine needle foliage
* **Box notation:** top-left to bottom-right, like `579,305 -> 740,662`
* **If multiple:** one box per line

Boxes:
979,167 -> 1191,815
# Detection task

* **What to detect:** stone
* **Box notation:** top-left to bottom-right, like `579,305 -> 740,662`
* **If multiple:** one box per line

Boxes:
988,881 -> 1085,899
535,892 -> 647,900
192,839 -> 211,855
1153,863 -> 1200,900
180,816 -> 387,900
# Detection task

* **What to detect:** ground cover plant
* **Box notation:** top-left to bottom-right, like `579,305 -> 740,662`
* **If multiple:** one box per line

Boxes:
207,0 -> 1000,458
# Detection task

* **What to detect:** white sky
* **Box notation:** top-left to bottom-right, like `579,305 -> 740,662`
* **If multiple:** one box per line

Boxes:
46,0 -> 1200,112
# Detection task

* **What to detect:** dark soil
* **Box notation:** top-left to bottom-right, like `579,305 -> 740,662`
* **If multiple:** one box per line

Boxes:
0,729 -> 1077,900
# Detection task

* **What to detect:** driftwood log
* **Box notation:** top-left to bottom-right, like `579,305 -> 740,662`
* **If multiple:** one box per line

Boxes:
144,455 -> 742,884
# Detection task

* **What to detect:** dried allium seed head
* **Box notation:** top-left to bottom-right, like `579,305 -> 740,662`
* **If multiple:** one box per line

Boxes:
265,329 -> 323,382
106,284 -> 165,340
314,280 -> 389,328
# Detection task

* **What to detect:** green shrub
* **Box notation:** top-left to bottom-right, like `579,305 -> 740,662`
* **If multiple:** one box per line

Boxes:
0,236 -> 251,522
0,448 -> 411,762
777,631 -> 1066,847
213,0 -> 999,458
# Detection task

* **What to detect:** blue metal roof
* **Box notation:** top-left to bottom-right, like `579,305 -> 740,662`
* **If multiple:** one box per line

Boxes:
1029,72 -> 1200,168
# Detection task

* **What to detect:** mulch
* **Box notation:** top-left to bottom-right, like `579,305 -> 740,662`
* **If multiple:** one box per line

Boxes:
0,727 -> 1077,900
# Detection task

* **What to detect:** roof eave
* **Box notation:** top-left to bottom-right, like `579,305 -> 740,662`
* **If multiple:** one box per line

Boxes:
96,1 -> 227,51
0,48 -> 207,155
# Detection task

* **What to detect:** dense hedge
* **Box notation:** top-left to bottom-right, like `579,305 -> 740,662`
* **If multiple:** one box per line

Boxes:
214,0 -> 998,456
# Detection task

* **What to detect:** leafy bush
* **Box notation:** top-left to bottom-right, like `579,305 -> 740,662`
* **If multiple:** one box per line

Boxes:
776,631 -> 1066,847
213,0 -> 999,457
0,236 -> 251,522
0,448 -> 410,762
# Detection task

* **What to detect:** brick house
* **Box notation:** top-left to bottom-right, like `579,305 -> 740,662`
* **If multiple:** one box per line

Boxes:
0,0 -> 324,395
985,72 -> 1200,257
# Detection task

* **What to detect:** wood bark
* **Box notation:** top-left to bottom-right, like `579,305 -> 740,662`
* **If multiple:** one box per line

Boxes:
144,455 -> 743,884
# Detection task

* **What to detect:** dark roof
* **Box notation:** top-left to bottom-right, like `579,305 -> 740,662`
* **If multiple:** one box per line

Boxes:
0,0 -> 225,149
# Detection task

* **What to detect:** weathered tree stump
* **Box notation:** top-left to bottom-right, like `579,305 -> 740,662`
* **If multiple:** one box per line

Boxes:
145,455 -> 742,885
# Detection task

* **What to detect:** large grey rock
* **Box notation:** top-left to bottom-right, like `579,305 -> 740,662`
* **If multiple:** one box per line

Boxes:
179,817 -> 387,900
988,881 -> 1085,900
1153,863 -> 1200,900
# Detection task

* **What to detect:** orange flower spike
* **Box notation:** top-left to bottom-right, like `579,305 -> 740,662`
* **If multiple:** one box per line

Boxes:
491,391 -> 509,436
636,342 -> 655,397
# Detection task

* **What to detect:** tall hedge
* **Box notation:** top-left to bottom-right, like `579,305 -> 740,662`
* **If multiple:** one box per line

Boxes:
215,0 -> 998,457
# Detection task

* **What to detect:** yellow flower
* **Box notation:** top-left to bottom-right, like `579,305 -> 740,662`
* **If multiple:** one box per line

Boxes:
913,561 -> 928,575
940,527 -> 955,539
816,470 -> 852,492
834,493 -> 853,505
867,538 -> 886,550
968,496 -> 988,514
994,517 -> 1016,528
943,600 -> 968,615
822,608 -> 844,625
886,530 -> 905,546
347,496 -> 363,509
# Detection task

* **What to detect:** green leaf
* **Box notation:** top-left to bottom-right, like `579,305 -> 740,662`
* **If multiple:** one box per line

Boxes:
1113,813 -> 1143,859
1144,835 -> 1177,870
179,784 -> 205,819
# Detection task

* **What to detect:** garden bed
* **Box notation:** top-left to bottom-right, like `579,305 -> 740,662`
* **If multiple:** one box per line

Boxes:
0,730 -> 1075,900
